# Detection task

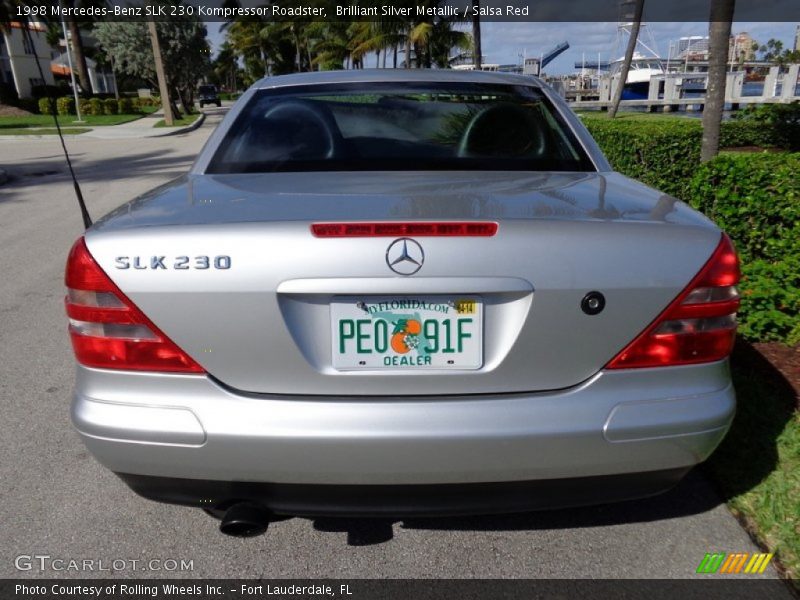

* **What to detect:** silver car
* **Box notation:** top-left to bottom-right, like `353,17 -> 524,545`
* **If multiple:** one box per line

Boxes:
66,70 -> 740,536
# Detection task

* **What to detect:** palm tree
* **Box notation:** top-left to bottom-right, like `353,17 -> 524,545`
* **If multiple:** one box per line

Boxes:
608,0 -> 645,119
701,0 -> 736,162
471,0 -> 481,69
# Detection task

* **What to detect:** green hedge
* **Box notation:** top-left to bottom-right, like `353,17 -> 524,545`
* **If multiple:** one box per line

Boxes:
117,97 -> 134,114
103,98 -> 118,115
583,115 -> 796,198
56,96 -> 75,116
730,102 -> 800,151
38,97 -> 55,115
584,119 -> 701,199
688,154 -> 800,344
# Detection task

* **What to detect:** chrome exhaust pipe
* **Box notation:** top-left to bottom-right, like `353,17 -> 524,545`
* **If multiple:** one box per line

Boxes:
219,503 -> 271,537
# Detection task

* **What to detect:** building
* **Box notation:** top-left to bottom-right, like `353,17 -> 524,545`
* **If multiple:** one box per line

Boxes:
51,29 -> 117,96
676,36 -> 709,61
730,32 -> 757,62
673,33 -> 757,65
795,25 -> 800,52
0,22 -> 55,99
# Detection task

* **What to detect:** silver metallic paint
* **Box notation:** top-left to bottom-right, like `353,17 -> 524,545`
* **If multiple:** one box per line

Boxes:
71,71 -> 735,497
72,361 -> 734,485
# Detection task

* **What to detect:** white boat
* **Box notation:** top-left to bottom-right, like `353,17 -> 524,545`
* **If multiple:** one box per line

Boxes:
610,51 -> 665,99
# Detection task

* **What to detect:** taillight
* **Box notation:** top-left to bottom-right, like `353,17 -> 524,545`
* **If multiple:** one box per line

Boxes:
607,234 -> 740,369
64,237 -> 204,373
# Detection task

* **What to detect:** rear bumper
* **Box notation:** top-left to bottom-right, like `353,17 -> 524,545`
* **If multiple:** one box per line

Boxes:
117,468 -> 690,517
71,361 -> 735,510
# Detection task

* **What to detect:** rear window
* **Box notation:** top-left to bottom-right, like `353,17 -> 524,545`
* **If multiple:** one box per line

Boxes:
206,82 -> 594,173
199,85 -> 217,94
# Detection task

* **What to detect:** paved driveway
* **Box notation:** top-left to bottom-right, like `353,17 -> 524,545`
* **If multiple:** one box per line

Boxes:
0,111 -> 789,585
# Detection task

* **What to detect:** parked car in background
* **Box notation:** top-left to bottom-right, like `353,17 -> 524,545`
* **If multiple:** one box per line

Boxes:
66,70 -> 740,537
198,84 -> 221,108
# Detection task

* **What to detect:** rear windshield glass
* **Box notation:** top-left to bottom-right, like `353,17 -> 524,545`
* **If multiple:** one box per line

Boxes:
199,85 -> 217,94
206,82 -> 593,173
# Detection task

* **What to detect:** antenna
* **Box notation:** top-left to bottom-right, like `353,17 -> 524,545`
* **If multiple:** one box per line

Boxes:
21,22 -> 92,229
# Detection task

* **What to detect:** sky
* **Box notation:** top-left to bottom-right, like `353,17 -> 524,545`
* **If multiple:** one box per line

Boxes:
207,21 -> 800,75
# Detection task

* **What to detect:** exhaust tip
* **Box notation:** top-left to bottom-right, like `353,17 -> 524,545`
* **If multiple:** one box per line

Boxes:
219,503 -> 271,537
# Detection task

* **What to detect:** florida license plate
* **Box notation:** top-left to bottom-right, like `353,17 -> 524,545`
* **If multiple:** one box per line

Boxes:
331,296 -> 483,370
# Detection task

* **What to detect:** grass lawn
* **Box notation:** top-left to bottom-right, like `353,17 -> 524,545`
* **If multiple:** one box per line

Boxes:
153,113 -> 201,128
0,109 -> 155,129
0,127 -> 90,135
704,342 -> 800,587
576,111 -> 694,122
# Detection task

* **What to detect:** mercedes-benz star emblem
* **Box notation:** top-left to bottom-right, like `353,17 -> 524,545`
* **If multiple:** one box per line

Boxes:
386,238 -> 425,276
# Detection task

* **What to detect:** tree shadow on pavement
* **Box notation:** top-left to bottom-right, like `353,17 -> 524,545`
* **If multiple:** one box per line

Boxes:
0,148 -> 196,194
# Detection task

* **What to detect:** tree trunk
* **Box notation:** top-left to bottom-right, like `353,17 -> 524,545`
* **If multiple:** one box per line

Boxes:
701,0 -> 736,162
405,35 -> 411,68
472,1 -> 482,69
65,4 -> 91,94
147,19 -> 173,126
608,0 -> 644,119
393,43 -> 398,68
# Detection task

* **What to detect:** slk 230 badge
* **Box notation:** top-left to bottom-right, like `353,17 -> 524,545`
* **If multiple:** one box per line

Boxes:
114,256 -> 231,270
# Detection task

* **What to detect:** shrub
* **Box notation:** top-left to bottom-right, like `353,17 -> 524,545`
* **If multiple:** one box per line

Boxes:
78,98 -> 92,116
103,98 -> 118,115
583,118 -> 701,199
89,98 -> 103,116
117,97 -> 134,114
38,97 -> 55,115
56,96 -> 75,116
738,258 -> 800,344
689,153 -> 800,343
730,102 -> 800,151
720,121 -> 776,149
689,153 -> 800,264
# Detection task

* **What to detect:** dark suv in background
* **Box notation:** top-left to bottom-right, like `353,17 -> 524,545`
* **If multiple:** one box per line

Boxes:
198,84 -> 221,108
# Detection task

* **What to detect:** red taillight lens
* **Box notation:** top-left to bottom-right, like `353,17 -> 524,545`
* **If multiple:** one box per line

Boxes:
607,234 -> 740,369
311,222 -> 498,237
64,238 -> 204,373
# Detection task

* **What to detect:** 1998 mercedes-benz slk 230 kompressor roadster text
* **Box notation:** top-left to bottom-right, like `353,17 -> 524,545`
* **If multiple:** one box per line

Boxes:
66,70 -> 740,536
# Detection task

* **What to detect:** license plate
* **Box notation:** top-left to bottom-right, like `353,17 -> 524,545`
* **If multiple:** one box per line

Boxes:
331,296 -> 483,370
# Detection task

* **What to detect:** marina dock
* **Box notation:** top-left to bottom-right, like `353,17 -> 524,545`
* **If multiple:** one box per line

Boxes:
563,65 -> 800,111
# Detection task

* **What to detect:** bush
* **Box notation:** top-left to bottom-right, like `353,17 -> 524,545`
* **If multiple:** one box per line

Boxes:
117,97 -> 134,114
56,96 -> 75,116
720,121 -> 776,149
737,258 -> 800,344
78,98 -> 92,116
730,102 -> 800,151
689,153 -> 800,343
583,119 -> 701,199
89,98 -> 103,116
103,98 -> 118,115
38,97 -> 55,115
